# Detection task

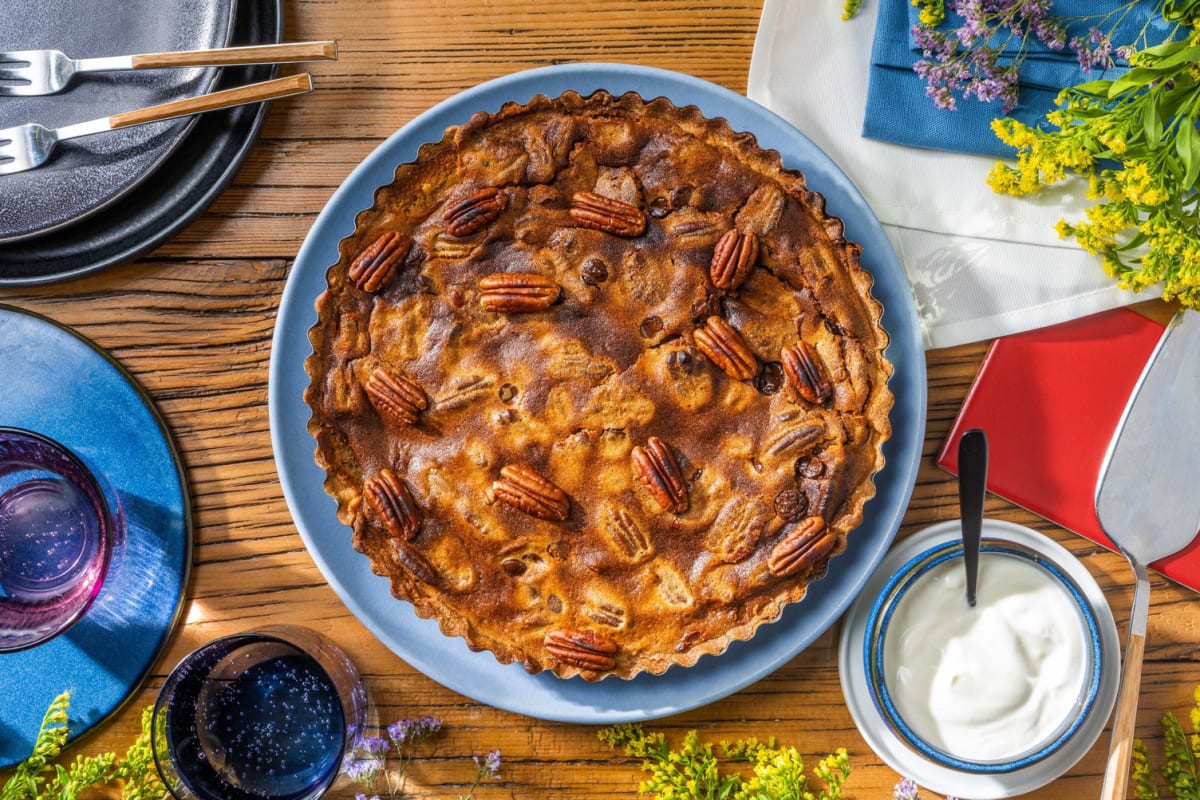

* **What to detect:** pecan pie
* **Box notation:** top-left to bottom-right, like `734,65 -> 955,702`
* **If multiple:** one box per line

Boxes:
305,90 -> 894,680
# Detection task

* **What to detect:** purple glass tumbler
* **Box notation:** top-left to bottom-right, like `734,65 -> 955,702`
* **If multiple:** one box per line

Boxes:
0,427 -> 118,652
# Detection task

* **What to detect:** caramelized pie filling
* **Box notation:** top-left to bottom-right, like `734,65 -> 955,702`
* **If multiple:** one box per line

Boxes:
305,91 -> 894,679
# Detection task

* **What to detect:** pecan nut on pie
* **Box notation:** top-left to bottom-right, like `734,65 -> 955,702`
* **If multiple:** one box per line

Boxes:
305,90 -> 894,680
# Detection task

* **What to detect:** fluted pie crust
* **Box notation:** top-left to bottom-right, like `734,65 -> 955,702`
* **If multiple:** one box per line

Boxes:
304,90 -> 894,680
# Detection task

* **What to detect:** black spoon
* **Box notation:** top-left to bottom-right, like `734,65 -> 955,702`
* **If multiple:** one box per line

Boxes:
957,428 -> 988,607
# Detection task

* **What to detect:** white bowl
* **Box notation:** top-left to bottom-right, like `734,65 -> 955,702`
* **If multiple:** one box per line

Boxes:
839,520 -> 1119,799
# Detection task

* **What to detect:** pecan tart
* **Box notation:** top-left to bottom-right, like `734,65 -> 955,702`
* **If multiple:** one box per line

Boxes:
304,90 -> 894,680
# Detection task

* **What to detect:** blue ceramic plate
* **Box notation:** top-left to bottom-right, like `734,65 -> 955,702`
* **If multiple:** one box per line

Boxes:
0,0 -> 234,242
269,63 -> 926,723
0,306 -> 191,768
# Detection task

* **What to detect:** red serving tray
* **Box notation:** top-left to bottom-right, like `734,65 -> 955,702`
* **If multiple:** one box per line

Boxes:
937,307 -> 1200,591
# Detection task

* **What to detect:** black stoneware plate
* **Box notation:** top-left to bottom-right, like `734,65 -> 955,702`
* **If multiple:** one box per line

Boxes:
0,0 -> 281,285
0,0 -> 233,242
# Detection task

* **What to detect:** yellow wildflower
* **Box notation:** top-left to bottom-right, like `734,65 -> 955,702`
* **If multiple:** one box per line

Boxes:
987,164 -> 1023,195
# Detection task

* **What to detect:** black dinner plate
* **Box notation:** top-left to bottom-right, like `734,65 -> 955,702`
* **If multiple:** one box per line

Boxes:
0,0 -> 282,286
0,0 -> 233,242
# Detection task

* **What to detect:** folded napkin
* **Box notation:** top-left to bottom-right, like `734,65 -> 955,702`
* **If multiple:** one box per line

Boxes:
863,0 -> 1158,157
746,0 -> 1147,348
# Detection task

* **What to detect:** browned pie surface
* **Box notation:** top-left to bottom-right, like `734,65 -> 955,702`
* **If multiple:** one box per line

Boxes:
305,90 -> 893,679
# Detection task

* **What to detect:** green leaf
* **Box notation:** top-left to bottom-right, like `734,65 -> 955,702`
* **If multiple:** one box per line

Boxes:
1110,68 -> 1173,99
1147,45 -> 1200,72
1137,40 -> 1192,61
1117,230 -> 1150,251
1180,122 -> 1200,189
1072,79 -> 1115,97
1145,91 -> 1164,145
1161,0 -> 1200,23
1154,82 -> 1197,123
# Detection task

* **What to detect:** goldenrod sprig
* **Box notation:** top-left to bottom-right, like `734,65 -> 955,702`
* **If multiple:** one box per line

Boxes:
598,724 -> 850,800
1129,685 -> 1200,799
1,693 -> 165,800
988,20 -> 1200,308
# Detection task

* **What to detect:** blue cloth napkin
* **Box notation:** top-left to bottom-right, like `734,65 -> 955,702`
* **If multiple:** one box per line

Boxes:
862,0 -> 1162,158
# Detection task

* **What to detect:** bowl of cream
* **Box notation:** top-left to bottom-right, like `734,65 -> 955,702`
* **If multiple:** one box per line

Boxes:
863,523 -> 1106,774
840,515 -> 1118,796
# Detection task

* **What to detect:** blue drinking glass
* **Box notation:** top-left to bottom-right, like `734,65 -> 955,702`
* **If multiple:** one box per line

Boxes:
152,625 -> 370,800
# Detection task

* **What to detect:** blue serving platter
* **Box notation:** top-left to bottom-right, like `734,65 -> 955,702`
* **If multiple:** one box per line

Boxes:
0,305 -> 190,768
269,63 -> 926,723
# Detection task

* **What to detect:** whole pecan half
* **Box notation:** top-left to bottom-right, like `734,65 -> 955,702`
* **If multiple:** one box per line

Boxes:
544,629 -> 618,672
443,187 -> 507,237
781,341 -> 832,405
494,464 -> 570,521
631,436 -> 688,513
364,469 -> 421,540
479,272 -> 561,313
348,231 -> 411,293
693,316 -> 757,380
569,191 -> 646,237
709,229 -> 759,290
768,516 -> 836,577
365,366 -> 427,425
390,539 -> 441,586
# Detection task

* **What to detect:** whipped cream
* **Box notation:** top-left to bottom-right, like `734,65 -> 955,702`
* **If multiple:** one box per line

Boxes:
882,553 -> 1088,762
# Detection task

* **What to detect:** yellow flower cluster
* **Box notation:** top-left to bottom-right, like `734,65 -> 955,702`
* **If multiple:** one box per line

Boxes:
987,118 -> 1097,195
912,0 -> 946,27
986,18 -> 1200,311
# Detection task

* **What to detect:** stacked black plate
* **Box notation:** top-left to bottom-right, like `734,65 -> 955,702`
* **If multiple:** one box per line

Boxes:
0,0 -> 282,285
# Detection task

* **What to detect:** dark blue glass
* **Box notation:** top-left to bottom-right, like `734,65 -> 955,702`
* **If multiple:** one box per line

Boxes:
156,630 -> 358,800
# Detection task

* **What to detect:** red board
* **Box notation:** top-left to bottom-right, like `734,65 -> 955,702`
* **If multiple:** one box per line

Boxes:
937,307 -> 1200,590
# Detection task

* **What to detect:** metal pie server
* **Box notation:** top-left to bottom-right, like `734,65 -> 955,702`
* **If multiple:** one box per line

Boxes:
1097,309 -> 1200,800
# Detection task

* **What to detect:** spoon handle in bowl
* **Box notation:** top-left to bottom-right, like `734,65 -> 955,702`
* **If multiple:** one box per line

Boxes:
958,428 -> 987,607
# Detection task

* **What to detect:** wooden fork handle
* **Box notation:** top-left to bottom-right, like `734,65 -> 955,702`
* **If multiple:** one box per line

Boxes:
130,41 -> 337,69
109,73 -> 313,129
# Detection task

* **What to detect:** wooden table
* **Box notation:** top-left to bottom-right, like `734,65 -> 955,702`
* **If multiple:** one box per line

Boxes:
3,2 -> 1196,798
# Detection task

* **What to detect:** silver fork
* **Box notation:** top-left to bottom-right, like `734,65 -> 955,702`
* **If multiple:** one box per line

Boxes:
0,73 -> 312,176
0,41 -> 335,96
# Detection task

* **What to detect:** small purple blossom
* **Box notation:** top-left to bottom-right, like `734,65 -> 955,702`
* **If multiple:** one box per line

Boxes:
1072,27 -> 1116,72
474,748 -> 502,780
342,751 -> 383,783
361,736 -> 391,756
387,715 -> 444,745
912,24 -> 957,61
909,0 -> 1085,113
894,777 -> 921,800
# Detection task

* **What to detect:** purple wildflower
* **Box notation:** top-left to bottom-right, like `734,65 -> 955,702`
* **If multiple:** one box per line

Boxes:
912,25 -> 957,61
342,752 -> 383,783
474,748 -> 502,780
1072,27 -> 1116,72
894,777 -> 921,800
387,715 -> 444,746
1032,16 -> 1068,50
953,0 -> 990,46
360,736 -> 391,756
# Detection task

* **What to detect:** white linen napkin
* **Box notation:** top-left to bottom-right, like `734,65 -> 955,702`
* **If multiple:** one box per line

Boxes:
746,0 -> 1146,349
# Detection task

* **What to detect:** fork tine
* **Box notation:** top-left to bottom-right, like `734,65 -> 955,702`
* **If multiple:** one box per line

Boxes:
0,127 -> 23,173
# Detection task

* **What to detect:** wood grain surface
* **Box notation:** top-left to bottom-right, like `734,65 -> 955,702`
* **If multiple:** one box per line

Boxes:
2,2 -> 1196,799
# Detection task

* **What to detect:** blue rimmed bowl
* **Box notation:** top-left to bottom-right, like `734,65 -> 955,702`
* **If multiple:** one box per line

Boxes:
840,520 -> 1119,798
864,534 -> 1104,774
